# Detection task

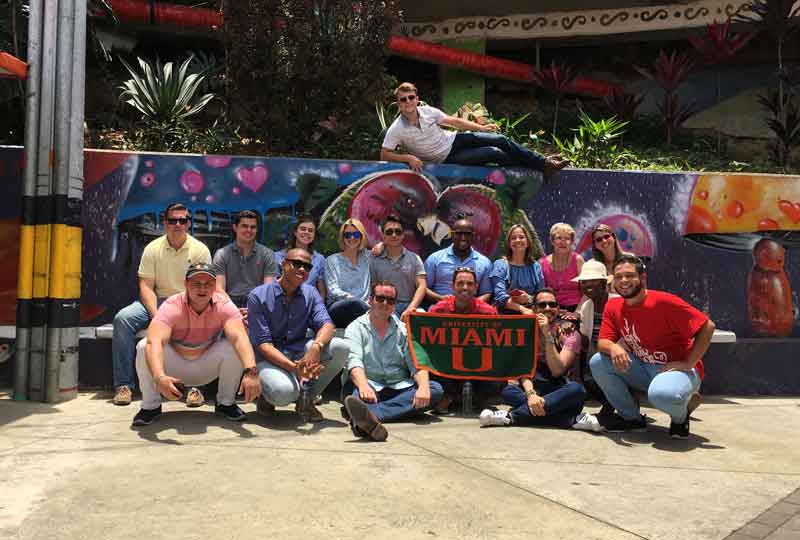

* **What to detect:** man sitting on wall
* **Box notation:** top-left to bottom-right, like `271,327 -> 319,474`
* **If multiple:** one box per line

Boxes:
342,281 -> 444,441
380,82 -> 567,178
131,263 -> 260,426
112,202 -> 211,407
428,266 -> 498,413
248,247 -> 348,423
213,210 -> 277,311
590,255 -> 715,439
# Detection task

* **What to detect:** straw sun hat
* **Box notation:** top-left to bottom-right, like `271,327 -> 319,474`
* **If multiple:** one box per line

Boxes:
571,260 -> 613,283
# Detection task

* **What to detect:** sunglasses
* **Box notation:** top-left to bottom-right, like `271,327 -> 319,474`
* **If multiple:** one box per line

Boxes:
286,259 -> 313,272
398,94 -> 417,103
383,228 -> 404,237
166,217 -> 190,225
343,231 -> 362,240
535,301 -> 559,309
594,233 -> 613,244
373,294 -> 397,305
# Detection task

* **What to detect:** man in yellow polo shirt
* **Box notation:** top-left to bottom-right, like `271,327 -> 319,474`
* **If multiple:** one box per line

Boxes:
112,202 -> 211,405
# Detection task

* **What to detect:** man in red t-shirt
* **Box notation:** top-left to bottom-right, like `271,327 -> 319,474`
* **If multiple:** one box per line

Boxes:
428,267 -> 498,412
590,255 -> 716,439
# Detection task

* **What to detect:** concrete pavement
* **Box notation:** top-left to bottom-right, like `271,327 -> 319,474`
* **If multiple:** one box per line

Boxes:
1,391 -> 799,540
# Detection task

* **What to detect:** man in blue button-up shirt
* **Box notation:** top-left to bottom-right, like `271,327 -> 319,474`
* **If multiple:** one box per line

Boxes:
342,280 -> 443,441
248,247 -> 348,422
425,218 -> 492,304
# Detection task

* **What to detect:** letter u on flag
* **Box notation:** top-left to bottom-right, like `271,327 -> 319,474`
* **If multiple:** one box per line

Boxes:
407,313 -> 538,381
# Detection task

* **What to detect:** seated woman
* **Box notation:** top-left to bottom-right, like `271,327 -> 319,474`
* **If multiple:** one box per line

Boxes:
539,222 -> 584,311
490,224 -> 545,315
325,219 -> 371,328
274,214 -> 327,298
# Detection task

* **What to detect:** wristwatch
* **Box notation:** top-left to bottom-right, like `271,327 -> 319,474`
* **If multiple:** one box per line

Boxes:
243,366 -> 258,378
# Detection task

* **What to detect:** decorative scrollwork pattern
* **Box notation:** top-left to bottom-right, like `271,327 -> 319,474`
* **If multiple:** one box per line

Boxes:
561,15 -> 587,31
521,17 -> 548,30
410,24 -> 436,37
486,18 -> 511,30
454,21 -> 477,34
640,9 -> 669,22
684,7 -> 710,20
600,12 -> 629,26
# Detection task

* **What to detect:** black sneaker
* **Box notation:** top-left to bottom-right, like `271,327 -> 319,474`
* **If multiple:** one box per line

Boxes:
132,406 -> 162,426
604,413 -> 647,432
215,403 -> 247,422
670,417 -> 690,439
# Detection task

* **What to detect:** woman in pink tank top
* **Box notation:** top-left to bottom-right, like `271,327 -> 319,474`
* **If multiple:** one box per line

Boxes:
539,222 -> 584,310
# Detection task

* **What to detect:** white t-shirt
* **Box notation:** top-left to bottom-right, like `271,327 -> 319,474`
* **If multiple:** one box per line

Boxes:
382,106 -> 457,163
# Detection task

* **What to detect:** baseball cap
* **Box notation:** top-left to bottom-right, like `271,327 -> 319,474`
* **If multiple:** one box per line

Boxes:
185,262 -> 216,280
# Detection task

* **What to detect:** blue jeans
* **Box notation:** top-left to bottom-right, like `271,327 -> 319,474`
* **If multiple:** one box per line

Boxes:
589,352 -> 702,423
112,300 -> 161,390
502,379 -> 586,428
345,380 -> 444,423
327,298 -> 370,328
444,132 -> 547,171
257,338 -> 349,406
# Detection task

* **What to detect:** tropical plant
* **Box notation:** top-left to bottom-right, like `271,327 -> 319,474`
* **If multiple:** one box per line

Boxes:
492,112 -> 532,142
758,89 -> 800,167
736,1 -> 800,166
456,102 -> 490,125
119,55 -> 215,151
551,110 -> 630,169
636,50 -> 696,146
532,61 -> 578,135
688,18 -> 754,153
604,88 -> 642,147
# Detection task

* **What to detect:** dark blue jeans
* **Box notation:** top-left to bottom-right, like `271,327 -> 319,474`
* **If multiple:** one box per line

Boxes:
502,379 -> 586,428
444,132 -> 548,171
345,381 -> 444,423
327,298 -> 370,328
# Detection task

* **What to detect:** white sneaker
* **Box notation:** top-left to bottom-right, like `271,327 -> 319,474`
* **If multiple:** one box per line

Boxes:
572,412 -> 604,432
479,409 -> 511,427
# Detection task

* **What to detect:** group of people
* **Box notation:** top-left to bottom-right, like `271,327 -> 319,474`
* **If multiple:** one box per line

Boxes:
111,200 -> 715,442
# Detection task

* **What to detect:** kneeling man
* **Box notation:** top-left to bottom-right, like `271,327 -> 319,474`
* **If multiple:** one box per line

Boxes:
133,263 -> 261,426
343,281 -> 444,441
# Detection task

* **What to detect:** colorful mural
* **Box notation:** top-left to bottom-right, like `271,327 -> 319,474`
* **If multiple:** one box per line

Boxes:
0,146 -> 798,341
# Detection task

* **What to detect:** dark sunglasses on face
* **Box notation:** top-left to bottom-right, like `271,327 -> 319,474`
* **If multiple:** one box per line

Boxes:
167,217 -> 190,225
343,231 -> 362,240
536,301 -> 559,309
373,294 -> 397,305
286,259 -> 313,272
594,233 -> 613,244
383,228 -> 404,237
398,94 -> 417,103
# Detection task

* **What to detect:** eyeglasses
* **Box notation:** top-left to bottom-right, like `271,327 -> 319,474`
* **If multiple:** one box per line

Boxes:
372,294 -> 397,305
535,301 -> 559,309
594,233 -> 613,244
166,217 -> 190,225
343,231 -> 362,240
286,259 -> 313,272
398,94 -> 417,103
383,228 -> 404,237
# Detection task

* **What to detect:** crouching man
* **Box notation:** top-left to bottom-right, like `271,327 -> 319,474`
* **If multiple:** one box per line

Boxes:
132,263 -> 261,426
343,281 -> 444,441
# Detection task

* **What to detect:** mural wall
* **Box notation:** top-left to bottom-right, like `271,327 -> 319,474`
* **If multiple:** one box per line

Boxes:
0,146 -> 798,342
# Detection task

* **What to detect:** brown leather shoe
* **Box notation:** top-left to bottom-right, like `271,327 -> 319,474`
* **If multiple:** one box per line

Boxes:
295,401 -> 324,423
543,156 -> 569,181
433,393 -> 452,415
257,395 -> 275,416
344,395 -> 388,441
687,392 -> 702,417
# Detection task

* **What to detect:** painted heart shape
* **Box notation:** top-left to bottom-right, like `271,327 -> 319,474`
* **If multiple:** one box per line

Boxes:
777,199 -> 800,224
236,164 -> 269,192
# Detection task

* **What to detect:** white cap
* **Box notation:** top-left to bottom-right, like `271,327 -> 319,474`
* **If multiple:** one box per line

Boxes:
572,259 -> 612,282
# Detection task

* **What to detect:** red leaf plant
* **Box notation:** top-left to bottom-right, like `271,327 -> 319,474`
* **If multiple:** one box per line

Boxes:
532,61 -> 578,135
636,50 -> 696,146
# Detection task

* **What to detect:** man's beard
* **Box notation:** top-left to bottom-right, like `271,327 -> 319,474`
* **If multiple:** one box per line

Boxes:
618,282 -> 643,299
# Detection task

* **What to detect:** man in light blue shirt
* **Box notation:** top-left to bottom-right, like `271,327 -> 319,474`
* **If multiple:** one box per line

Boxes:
425,218 -> 492,304
342,281 -> 443,441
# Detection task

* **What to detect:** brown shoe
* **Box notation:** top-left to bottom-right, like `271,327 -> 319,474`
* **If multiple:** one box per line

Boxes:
344,395 -> 388,441
433,393 -> 452,415
113,385 -> 132,406
256,395 -> 275,416
295,402 -> 324,423
687,392 -> 702,416
185,387 -> 205,408
542,156 -> 569,181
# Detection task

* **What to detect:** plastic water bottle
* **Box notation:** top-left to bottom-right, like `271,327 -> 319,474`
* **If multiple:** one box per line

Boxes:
298,381 -> 314,423
462,381 -> 473,415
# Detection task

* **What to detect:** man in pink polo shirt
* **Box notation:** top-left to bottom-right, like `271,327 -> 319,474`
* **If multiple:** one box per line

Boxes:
132,262 -> 261,426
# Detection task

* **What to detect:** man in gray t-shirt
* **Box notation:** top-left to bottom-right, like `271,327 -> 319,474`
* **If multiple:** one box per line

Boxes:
380,82 -> 567,179
213,210 -> 277,310
369,214 -> 426,321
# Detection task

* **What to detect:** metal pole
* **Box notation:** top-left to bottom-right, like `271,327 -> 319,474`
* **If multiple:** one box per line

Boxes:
16,0 -> 45,401
28,0 -> 59,402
